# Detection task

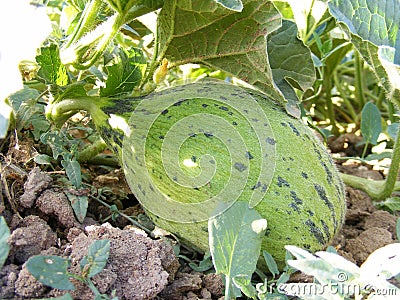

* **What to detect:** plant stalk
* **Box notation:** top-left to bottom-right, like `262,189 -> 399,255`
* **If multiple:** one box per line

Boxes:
354,51 -> 366,107
324,68 -> 338,135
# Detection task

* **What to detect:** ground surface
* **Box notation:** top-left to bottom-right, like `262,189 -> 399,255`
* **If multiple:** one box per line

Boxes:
0,133 -> 399,299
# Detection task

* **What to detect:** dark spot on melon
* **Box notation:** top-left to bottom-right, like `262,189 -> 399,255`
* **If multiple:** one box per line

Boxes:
161,109 -> 168,115
321,220 -> 331,241
220,106 -> 229,111
191,156 -> 197,162
251,182 -> 261,190
204,132 -> 213,138
202,103 -> 208,108
246,151 -> 254,160
228,111 -> 233,116
188,133 -> 196,137
234,162 -> 247,172
289,202 -> 300,213
159,135 -> 164,140
173,176 -> 178,182
220,96 -> 227,100
280,122 -> 287,127
303,244 -> 311,249
232,121 -> 238,126
173,99 -> 186,106
266,137 -> 276,145
301,172 -> 308,179
288,122 -> 300,136
307,210 -> 314,216
321,161 -> 333,184
277,176 -> 290,188
305,219 -> 326,245
314,184 -> 334,210
261,184 -> 268,192
290,191 -> 303,205
251,118 -> 259,122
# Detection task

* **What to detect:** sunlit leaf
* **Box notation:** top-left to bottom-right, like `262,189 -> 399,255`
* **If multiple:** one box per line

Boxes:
26,255 -> 75,290
36,44 -> 69,86
361,102 -> 382,145
209,201 -> 267,298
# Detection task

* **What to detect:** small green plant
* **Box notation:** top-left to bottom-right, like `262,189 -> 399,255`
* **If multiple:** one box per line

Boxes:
26,239 -> 115,300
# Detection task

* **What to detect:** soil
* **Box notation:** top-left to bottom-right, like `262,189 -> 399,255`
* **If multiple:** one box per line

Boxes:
0,133 -> 399,299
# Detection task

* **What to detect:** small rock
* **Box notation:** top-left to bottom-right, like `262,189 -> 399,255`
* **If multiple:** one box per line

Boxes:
345,227 -> 393,264
364,210 -> 398,238
15,264 -> 47,298
36,189 -> 78,228
7,215 -> 57,264
161,272 -> 203,299
0,264 -> 20,299
19,167 -> 52,208
203,273 -> 224,297
67,223 -> 179,300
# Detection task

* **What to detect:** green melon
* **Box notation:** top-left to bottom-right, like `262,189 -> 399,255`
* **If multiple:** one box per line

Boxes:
97,82 -> 346,265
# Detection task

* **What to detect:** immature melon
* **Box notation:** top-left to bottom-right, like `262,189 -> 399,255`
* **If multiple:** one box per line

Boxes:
101,82 -> 345,266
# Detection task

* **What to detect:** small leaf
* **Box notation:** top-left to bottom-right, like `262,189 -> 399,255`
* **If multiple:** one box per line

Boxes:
100,47 -> 146,97
387,123 -> 399,140
34,154 -> 53,165
61,158 -> 82,189
209,201 -> 267,297
232,275 -> 257,298
263,251 -> 279,278
0,216 -> 10,268
65,191 -> 88,223
214,0 -> 243,12
36,44 -> 69,86
80,240 -> 110,278
41,131 -> 67,160
361,102 -> 382,145
375,197 -> 400,214
188,252 -> 214,272
26,255 -> 75,290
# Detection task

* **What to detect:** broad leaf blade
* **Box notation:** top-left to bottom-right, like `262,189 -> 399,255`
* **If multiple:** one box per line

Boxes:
157,0 -> 287,106
209,201 -> 267,297
36,44 -> 69,86
65,191 -> 88,223
61,158 -> 82,189
328,0 -> 400,105
0,216 -> 10,268
26,255 -> 75,290
267,19 -> 316,116
100,48 -> 146,97
80,240 -> 110,278
361,102 -> 382,145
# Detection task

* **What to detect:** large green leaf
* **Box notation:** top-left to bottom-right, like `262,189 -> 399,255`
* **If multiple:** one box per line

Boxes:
157,0 -> 287,106
328,0 -> 400,105
209,201 -> 267,298
267,19 -> 316,115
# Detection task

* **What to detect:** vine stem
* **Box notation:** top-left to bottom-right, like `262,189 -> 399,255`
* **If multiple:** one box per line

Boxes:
354,51 -> 366,107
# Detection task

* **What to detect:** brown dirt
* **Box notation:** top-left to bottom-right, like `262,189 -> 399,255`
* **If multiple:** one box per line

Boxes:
0,134 -> 399,299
